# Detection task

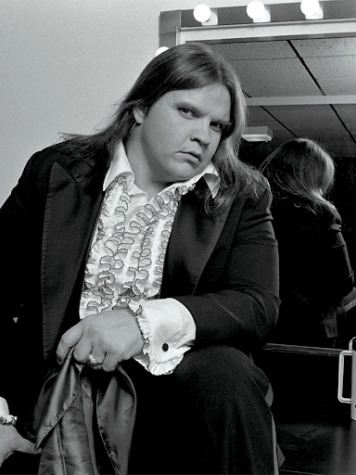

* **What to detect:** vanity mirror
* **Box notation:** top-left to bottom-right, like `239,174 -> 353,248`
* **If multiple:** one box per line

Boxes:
159,0 -> 356,352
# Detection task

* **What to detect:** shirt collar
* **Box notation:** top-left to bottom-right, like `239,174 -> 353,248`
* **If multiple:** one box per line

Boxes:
103,142 -> 220,198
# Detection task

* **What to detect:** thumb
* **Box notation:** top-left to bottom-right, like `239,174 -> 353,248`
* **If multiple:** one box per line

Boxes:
17,437 -> 41,455
56,322 -> 84,364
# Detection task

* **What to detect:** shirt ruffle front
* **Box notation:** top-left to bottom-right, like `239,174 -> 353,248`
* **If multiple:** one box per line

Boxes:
80,176 -> 193,318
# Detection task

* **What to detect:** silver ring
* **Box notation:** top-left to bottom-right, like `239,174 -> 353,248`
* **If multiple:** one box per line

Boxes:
87,353 -> 100,366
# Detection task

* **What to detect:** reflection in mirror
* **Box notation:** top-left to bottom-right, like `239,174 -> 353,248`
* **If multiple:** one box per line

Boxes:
209,37 -> 356,159
208,38 -> 356,349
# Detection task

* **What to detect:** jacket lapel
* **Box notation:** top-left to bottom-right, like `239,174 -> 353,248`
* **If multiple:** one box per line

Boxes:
161,180 -> 231,297
41,159 -> 107,358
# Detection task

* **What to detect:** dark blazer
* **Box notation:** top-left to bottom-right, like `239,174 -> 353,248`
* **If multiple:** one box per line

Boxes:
270,197 -> 354,346
0,143 -> 279,423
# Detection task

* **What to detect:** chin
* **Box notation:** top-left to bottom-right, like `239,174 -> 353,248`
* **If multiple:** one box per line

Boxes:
178,166 -> 202,181
176,173 -> 196,183
164,164 -> 201,184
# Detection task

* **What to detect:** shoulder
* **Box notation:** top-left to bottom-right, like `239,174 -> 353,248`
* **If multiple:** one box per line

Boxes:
272,198 -> 341,242
24,141 -> 108,170
272,197 -> 337,219
300,203 -> 341,232
227,179 -> 272,222
19,142 -> 109,188
241,178 -> 272,210
20,143 -> 79,175
317,205 -> 341,233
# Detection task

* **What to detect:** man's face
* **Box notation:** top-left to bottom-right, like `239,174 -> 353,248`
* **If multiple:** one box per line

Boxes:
133,84 -> 231,186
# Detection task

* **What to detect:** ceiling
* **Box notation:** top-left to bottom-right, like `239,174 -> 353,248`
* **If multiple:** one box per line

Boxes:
210,36 -> 356,158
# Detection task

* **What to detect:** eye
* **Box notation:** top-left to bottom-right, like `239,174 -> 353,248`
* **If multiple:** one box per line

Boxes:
210,122 -> 224,133
179,108 -> 195,118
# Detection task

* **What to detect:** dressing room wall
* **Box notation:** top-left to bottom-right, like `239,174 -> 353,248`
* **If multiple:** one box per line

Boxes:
1,0 -> 251,205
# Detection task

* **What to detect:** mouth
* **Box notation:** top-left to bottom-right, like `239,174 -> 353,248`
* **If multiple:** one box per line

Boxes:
183,151 -> 201,161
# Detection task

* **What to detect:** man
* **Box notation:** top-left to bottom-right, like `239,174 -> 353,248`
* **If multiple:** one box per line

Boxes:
0,43 -> 280,474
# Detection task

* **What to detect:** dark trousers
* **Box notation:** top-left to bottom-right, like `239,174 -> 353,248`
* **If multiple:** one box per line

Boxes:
1,346 -> 278,475
126,345 -> 278,474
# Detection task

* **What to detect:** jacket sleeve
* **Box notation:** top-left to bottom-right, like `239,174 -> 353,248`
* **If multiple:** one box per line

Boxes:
174,187 -> 280,352
275,204 -> 354,305
0,150 -> 49,316
321,210 -> 354,298
0,150 -> 52,403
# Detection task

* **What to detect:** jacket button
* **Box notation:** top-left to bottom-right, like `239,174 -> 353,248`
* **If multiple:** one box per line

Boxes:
162,343 -> 169,351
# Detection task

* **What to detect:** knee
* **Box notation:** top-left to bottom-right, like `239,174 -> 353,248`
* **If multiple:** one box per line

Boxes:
174,345 -> 269,401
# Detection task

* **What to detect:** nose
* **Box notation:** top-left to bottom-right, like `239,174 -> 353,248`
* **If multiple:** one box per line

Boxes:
190,119 -> 211,146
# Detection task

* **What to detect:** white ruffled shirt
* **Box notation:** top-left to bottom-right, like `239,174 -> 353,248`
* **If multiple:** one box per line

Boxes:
79,142 -> 219,375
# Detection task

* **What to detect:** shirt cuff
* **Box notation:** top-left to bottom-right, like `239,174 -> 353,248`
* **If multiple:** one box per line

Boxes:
0,397 -> 10,417
133,298 -> 196,375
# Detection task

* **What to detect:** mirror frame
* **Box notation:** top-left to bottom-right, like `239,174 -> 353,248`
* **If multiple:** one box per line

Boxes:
159,0 -> 356,111
159,1 -> 356,47
159,0 -> 356,355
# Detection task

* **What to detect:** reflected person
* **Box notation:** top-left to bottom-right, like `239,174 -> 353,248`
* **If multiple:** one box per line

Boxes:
0,43 -> 280,474
260,137 -> 356,348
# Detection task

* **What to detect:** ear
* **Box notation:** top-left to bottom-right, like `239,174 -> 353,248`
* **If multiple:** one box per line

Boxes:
133,105 -> 146,125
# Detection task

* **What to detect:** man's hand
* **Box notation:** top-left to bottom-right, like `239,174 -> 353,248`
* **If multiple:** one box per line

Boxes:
56,308 -> 144,371
0,424 -> 39,467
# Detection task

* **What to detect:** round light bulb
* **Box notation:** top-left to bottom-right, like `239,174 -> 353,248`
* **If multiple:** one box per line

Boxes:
300,0 -> 320,16
155,46 -> 169,57
193,4 -> 211,23
246,1 -> 266,20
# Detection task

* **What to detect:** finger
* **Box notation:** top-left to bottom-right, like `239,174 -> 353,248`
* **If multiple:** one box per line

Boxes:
72,338 -> 94,363
102,353 -> 120,372
86,351 -> 106,371
56,324 -> 84,364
